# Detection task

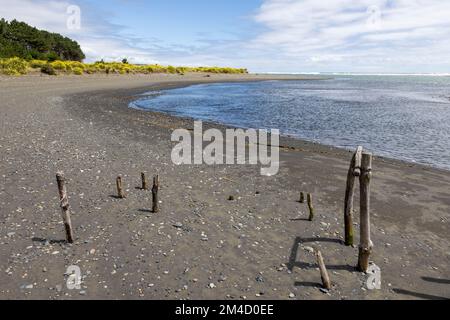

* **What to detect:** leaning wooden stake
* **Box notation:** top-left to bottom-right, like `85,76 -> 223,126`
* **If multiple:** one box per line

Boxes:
116,176 -> 126,199
141,172 -> 148,191
307,193 -> 314,221
152,175 -> 160,213
344,146 -> 363,246
56,172 -> 74,243
315,250 -> 331,290
358,152 -> 373,272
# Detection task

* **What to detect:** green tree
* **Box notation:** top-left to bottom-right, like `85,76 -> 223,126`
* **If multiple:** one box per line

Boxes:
0,19 -> 85,61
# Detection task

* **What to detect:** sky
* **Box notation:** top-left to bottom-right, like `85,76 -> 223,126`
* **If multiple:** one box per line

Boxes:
1,0 -> 450,73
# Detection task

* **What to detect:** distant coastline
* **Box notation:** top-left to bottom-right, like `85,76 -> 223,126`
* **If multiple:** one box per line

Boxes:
263,72 -> 450,77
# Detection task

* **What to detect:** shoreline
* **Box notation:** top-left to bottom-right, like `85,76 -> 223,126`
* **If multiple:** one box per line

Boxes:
130,83 -> 449,174
1,73 -> 449,300
126,79 -> 450,175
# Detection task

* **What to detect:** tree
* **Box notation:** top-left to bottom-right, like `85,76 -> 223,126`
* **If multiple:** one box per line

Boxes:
0,19 -> 85,61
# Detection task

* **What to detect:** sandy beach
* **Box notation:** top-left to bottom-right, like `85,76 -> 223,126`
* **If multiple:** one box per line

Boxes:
0,73 -> 449,300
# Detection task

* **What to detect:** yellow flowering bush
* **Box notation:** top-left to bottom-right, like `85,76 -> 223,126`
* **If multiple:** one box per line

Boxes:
0,57 -> 29,75
0,57 -> 248,76
73,67 -> 84,75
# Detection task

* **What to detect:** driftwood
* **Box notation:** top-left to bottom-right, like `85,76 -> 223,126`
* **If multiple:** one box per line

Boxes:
315,250 -> 331,290
152,175 -> 160,213
141,172 -> 148,191
307,193 -> 314,221
56,172 -> 74,243
358,152 -> 373,272
116,176 -> 126,199
344,146 -> 363,246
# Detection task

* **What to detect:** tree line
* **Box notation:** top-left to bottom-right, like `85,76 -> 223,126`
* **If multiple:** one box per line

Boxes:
0,19 -> 85,61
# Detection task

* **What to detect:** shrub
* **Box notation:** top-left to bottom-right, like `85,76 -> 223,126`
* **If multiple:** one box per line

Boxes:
41,64 -> 57,75
65,64 -> 73,73
51,61 -> 66,71
167,65 -> 176,74
45,52 -> 59,62
1,68 -> 20,75
29,60 -> 47,69
0,56 -> 248,76
0,57 -> 28,75
73,67 -> 83,75
176,67 -> 187,74
84,67 -> 95,74
67,61 -> 84,70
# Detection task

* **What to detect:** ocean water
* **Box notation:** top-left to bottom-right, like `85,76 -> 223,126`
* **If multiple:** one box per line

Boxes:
130,75 -> 450,170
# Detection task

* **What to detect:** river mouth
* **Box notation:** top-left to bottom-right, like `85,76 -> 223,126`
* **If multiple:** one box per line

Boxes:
130,76 -> 450,171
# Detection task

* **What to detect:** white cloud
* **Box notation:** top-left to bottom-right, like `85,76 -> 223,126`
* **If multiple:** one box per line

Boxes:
1,0 -> 449,72
0,0 -> 69,32
0,0 -> 158,63
251,0 -> 450,72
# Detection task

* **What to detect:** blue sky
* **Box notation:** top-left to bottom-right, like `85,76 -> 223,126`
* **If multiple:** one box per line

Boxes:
1,0 -> 450,73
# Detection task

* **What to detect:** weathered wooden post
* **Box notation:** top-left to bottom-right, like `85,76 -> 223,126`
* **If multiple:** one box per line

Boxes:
358,152 -> 373,272
56,172 -> 74,243
307,193 -> 314,221
116,176 -> 126,199
299,192 -> 305,203
141,172 -> 148,191
344,146 -> 363,246
315,250 -> 331,290
152,175 -> 160,213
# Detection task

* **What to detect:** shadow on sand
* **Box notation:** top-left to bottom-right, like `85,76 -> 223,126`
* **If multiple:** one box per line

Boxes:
32,237 -> 67,245
393,288 -> 449,300
294,281 -> 322,288
421,277 -> 450,285
138,209 -> 152,213
287,237 -> 353,272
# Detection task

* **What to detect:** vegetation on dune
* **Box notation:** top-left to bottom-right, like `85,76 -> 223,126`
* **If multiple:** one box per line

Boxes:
0,19 -> 85,61
0,57 -> 248,76
40,63 -> 56,76
0,57 -> 28,75
0,19 -> 248,76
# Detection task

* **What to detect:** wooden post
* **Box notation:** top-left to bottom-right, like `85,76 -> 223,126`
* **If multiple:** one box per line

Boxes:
152,175 -> 160,213
354,147 -> 363,177
358,152 -> 373,272
299,192 -> 305,203
344,146 -> 363,246
141,172 -> 148,191
56,172 -> 74,243
307,193 -> 314,221
316,250 -> 331,290
116,176 -> 126,199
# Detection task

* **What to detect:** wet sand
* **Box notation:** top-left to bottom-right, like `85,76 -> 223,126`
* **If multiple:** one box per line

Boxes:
0,73 -> 449,300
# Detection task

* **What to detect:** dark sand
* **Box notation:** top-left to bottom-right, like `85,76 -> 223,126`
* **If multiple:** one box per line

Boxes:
0,73 -> 449,300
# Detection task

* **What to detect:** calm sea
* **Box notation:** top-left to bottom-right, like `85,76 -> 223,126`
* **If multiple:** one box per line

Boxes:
130,75 -> 450,170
